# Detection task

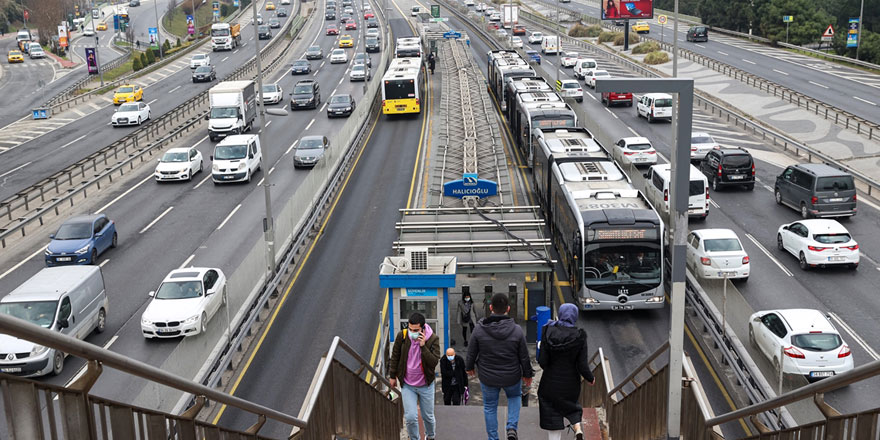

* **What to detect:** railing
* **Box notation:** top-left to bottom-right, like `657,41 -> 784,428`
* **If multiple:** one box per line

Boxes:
0,314 -> 401,439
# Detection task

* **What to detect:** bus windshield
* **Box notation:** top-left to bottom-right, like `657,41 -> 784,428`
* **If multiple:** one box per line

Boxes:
583,243 -> 662,288
384,79 -> 416,100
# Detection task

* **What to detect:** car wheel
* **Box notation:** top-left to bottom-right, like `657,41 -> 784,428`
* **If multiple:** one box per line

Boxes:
800,203 -> 809,219
776,234 -> 784,251
51,350 -> 65,376
147,112 -> 151,120
745,184 -> 755,191
798,252 -> 809,270
850,263 -> 859,270
200,312 -> 208,334
111,232 -> 118,248
246,170 -> 251,183
627,101 -> 633,107
748,327 -> 757,349
199,160 -> 203,173
91,249 -> 98,264
647,113 -> 654,123
712,177 -> 719,191
95,308 -> 106,333
774,190 -> 783,205
137,117 -> 141,125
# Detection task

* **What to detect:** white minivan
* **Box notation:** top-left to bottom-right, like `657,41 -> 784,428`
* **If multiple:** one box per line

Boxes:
573,58 -> 598,79
644,163 -> 709,220
411,5 -> 421,15
636,93 -> 673,122
0,266 -> 108,377
211,134 -> 263,184
541,35 -> 559,54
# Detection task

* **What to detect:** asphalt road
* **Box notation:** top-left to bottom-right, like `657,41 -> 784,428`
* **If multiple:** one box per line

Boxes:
559,0 -> 880,125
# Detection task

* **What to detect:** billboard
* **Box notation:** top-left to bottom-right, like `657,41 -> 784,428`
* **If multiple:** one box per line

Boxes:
148,27 -> 159,49
187,15 -> 195,35
602,0 -> 653,20
85,47 -> 98,74
847,18 -> 859,48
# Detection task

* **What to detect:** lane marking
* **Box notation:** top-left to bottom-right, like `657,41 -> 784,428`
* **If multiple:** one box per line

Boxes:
808,81 -> 829,89
99,259 -> 110,267
0,245 -> 48,282
193,174 -> 212,189
139,206 -> 174,234
744,233 -> 793,277
853,96 -> 877,106
179,254 -> 195,268
742,59 -> 756,65
58,134 -> 88,150
306,119 -> 315,130
168,85 -> 182,94
216,204 -> 241,230
320,103 -> 327,112
222,56 -> 230,62
708,199 -> 720,209
95,175 -> 153,213
772,69 -> 789,76
285,140 -> 298,155
627,126 -> 639,136
717,51 -> 728,56
265,120 -> 272,127
827,312 -> 880,360
268,165 -> 276,175
61,334 -> 119,391
0,161 -> 32,179
147,99 -> 158,105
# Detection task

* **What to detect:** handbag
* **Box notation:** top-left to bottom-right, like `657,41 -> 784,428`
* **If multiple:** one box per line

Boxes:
463,385 -> 470,404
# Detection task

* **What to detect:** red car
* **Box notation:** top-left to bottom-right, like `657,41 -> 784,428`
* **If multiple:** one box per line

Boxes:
512,25 -> 526,35
345,21 -> 357,30
326,24 -> 338,35
487,22 -> 500,30
601,91 -> 633,107
364,11 -> 374,19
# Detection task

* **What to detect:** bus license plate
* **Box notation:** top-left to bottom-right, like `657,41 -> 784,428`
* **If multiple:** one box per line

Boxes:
611,305 -> 633,311
810,371 -> 834,378
396,106 -> 406,111
1,367 -> 21,373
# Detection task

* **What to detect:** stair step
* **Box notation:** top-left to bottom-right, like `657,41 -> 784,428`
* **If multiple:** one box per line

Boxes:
430,405 -> 603,439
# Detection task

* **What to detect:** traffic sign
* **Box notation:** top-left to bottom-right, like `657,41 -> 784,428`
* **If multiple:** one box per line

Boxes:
657,15 -> 667,25
431,4 -> 440,18
431,17 -> 448,22
782,15 -> 793,23
443,30 -> 462,39
821,24 -> 834,42
444,174 -> 497,198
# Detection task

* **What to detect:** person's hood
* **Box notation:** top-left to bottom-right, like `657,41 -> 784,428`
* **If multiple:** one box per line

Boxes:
422,323 -> 433,340
479,314 -> 517,340
542,325 -> 585,351
48,237 -> 92,254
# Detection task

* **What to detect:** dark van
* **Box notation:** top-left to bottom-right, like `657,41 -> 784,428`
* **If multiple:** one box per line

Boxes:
774,163 -> 857,219
686,26 -> 708,42
699,147 -> 755,191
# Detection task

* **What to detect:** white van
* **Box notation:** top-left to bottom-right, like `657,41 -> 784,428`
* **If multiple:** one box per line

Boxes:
573,58 -> 598,79
636,93 -> 673,122
541,35 -> 559,54
0,266 -> 108,377
28,42 -> 45,59
211,134 -> 262,184
644,163 -> 709,220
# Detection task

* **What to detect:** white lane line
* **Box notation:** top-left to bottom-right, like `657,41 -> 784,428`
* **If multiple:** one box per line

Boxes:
217,204 -> 241,230
0,245 -> 47,282
95,175 -> 153,213
827,312 -> 880,360
180,254 -> 195,268
717,51 -> 728,56
772,69 -> 789,76
331,87 -> 338,95
193,174 -> 212,189
742,59 -> 756,65
320,103 -> 327,112
745,233 -> 793,277
627,127 -> 639,136
695,44 -> 706,48
257,177 -> 265,186
61,334 -> 119,390
266,120 -> 272,127
99,259 -> 110,267
709,199 -> 720,209
285,140 -> 298,155
854,96 -> 877,106
139,206 -> 174,234
808,81 -> 829,89
58,134 -> 88,150
338,77 -> 344,85
168,85 -> 182,94
222,56 -> 230,62
268,165 -> 276,175
587,92 -> 597,101
233,49 -> 240,54
306,119 -> 315,130
0,161 -> 32,179
604,107 -> 618,119
147,99 -> 158,105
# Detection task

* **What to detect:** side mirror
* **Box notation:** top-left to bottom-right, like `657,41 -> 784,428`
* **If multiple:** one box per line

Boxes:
643,173 -> 649,179
203,114 -> 209,121
57,319 -> 69,329
49,234 -> 55,239
752,316 -> 761,322
209,155 -> 214,161
249,153 -> 254,159
206,288 -> 215,296
148,291 -> 155,297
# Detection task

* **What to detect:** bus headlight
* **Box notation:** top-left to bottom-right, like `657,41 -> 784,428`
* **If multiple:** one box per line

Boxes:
646,296 -> 665,303
580,298 -> 599,305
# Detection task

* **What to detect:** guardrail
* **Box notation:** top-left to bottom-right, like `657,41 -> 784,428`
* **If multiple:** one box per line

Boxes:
0,4 -> 305,250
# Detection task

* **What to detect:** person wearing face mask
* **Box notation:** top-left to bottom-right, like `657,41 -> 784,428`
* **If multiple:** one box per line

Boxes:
440,347 -> 468,405
389,312 -> 441,440
457,290 -> 478,347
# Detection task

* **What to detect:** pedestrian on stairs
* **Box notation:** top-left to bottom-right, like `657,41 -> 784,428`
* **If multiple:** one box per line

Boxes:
457,290 -> 477,347
440,347 -> 468,405
389,312 -> 441,440
537,303 -> 595,440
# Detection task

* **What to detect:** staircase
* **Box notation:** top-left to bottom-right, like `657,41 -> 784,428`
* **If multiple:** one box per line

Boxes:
434,405 -> 603,439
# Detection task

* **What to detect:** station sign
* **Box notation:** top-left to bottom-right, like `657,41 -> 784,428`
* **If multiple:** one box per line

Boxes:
444,173 -> 498,198
443,30 -> 461,39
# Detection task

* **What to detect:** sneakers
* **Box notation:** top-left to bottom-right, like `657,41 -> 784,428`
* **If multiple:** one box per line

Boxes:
576,433 -> 584,440
506,428 -> 518,440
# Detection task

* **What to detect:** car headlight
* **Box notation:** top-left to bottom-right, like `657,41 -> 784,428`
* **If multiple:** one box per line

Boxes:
30,344 -> 49,357
345,106 -> 352,111
238,162 -> 247,170
212,163 -> 220,172
141,317 -> 151,326
45,249 -> 52,256
184,314 -> 200,324
646,296 -> 665,303
75,244 -> 91,254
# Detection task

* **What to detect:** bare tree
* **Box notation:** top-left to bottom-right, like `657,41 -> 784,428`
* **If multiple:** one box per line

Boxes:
27,0 -> 65,45
166,0 -> 178,19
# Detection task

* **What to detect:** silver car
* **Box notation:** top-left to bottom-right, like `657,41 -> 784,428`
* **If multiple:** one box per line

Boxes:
294,135 -> 329,168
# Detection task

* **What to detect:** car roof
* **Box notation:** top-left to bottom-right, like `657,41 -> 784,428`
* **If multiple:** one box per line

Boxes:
163,267 -> 212,282
771,309 -> 836,334
693,228 -> 739,240
794,163 -> 851,177
714,147 -> 750,156
165,147 -> 193,154
300,135 -> 325,142
3,266 -> 102,303
63,214 -> 102,224
621,136 -> 651,145
797,219 -> 849,234
692,132 -> 713,137
644,92 -> 671,98
297,79 -> 317,84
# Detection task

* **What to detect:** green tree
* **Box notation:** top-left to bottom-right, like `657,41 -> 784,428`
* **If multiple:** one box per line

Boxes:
754,0 -> 834,45
140,52 -> 148,66
146,48 -> 156,64
699,0 -> 753,32
132,56 -> 143,71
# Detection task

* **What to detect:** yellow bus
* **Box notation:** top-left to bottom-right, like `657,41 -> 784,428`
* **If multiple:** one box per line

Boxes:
381,57 -> 424,115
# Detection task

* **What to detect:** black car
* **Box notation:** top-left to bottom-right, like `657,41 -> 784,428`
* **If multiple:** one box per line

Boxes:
365,37 -> 380,52
305,45 -> 324,60
366,17 -> 378,28
353,53 -> 371,67
290,80 -> 321,109
699,147 -> 755,191
327,94 -> 356,117
686,25 -> 709,42
325,8 -> 336,19
257,25 -> 272,39
340,13 -> 352,23
291,59 -> 311,74
129,0 -> 140,5
276,7 -> 288,17
192,65 -> 216,83
268,18 -> 281,28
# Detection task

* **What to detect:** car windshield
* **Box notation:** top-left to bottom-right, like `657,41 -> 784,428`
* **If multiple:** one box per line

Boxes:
0,301 -> 58,328
300,138 -> 323,149
161,151 -> 189,162
117,87 -> 134,93
367,37 -> 378,44
584,244 -> 662,283
119,103 -> 139,112
703,238 -> 742,252
193,54 -> 205,60
722,154 -> 751,167
210,107 -> 239,119
214,144 -> 247,160
294,85 -> 312,94
353,65 -> 365,71
332,49 -> 344,55
791,333 -> 842,352
259,25 -> 269,31
54,222 -> 92,239
330,95 -> 351,104
813,233 -> 852,244
627,143 -> 652,151
196,66 -> 212,73
262,85 -> 278,93
294,60 -> 308,66
309,46 -> 320,52
595,71 -> 610,77
692,135 -> 714,144
155,280 -> 203,299
817,176 -> 854,191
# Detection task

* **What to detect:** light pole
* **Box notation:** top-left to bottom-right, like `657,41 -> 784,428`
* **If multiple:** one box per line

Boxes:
251,0 -> 267,131
856,0 -> 864,59
95,35 -> 105,86
192,0 -> 198,39
555,0 -> 560,83
153,0 -> 164,57
263,183 -> 276,275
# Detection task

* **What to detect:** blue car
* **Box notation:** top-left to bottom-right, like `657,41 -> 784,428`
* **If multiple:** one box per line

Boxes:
525,49 -> 542,65
46,214 -> 117,266
291,59 -> 311,75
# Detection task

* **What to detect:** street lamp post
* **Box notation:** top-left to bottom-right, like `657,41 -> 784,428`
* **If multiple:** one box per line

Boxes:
95,35 -> 105,86
153,0 -> 164,58
251,0 -> 266,131
555,0 -> 560,83
192,0 -> 198,39
856,0 -> 864,59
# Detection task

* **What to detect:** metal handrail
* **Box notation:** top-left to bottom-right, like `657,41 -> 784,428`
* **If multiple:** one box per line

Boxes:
606,340 -> 669,398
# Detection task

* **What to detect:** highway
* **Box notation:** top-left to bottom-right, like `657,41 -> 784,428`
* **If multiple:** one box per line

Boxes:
551,0 -> 880,124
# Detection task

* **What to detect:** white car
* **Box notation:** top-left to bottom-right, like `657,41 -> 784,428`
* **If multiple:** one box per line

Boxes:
329,48 -> 348,63
154,146 -> 204,181
527,31 -> 543,44
691,132 -> 721,162
485,8 -> 496,16
280,0 -> 290,3
111,102 -> 151,127
465,0 -> 475,6
776,219 -> 859,270
560,51 -> 579,67
366,28 -> 380,39
748,309 -> 853,381
496,28 -> 508,38
556,79 -> 582,102
262,83 -> 283,104
475,2 -> 487,11
489,12 -> 501,21
83,26 -> 96,36
141,268 -> 227,338
613,137 -> 657,166
349,63 -> 369,81
686,229 -> 750,281
585,69 -> 610,88
190,53 -> 210,69
509,36 -> 523,48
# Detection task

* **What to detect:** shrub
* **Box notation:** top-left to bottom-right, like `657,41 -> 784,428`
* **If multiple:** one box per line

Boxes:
632,40 -> 660,54
162,40 -> 171,51
140,52 -> 148,66
597,31 -> 617,43
612,32 -> 641,46
568,24 -> 601,38
643,50 -> 670,64
132,57 -> 143,71
176,37 -> 182,47
146,48 -> 156,64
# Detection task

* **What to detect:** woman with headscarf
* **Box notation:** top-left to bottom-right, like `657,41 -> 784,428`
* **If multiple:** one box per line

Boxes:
457,290 -> 477,347
537,303 -> 595,440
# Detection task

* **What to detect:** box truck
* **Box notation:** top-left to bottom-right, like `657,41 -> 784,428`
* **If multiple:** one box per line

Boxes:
207,80 -> 257,142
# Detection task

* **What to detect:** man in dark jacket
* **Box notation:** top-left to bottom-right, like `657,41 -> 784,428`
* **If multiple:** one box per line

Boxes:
389,312 -> 442,440
440,347 -> 467,405
466,293 -> 534,440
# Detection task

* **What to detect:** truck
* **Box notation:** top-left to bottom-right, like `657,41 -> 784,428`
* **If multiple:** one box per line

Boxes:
207,80 -> 257,142
502,4 -> 518,29
211,22 -> 241,51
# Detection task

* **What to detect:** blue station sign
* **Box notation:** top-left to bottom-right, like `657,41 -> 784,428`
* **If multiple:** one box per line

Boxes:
443,30 -> 462,39
444,173 -> 497,198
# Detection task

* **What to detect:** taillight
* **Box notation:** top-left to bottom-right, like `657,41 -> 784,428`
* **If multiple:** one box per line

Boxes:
646,151 -> 656,154
415,98 -> 420,105
700,257 -> 711,266
751,163 -> 756,176
838,345 -> 851,358
853,194 -> 857,202
691,147 -> 697,152
717,164 -> 723,178
624,152 -> 635,156
845,244 -> 859,250
742,256 -> 750,264
784,346 -> 805,359
381,100 -> 386,106
706,187 -> 710,201
811,196 -> 818,205
808,245 -> 829,251
663,189 -> 668,202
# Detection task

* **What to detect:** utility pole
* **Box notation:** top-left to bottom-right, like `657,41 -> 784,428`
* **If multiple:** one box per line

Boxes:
263,183 -> 276,275
555,0 -> 560,83
252,0 -> 267,131
192,0 -> 198,39
667,0 -> 683,438
95,35 -> 105,86
856,0 -> 864,59
153,0 -> 164,58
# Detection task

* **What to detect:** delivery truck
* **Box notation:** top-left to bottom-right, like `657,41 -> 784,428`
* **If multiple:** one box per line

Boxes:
207,80 -> 257,142
502,4 -> 519,29
211,22 -> 241,51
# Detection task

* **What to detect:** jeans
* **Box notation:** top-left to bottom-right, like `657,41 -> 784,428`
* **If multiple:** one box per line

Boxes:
481,380 -> 522,440
402,382 -> 435,440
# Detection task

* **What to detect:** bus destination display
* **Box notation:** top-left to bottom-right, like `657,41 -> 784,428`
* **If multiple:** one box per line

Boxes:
592,228 -> 657,240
